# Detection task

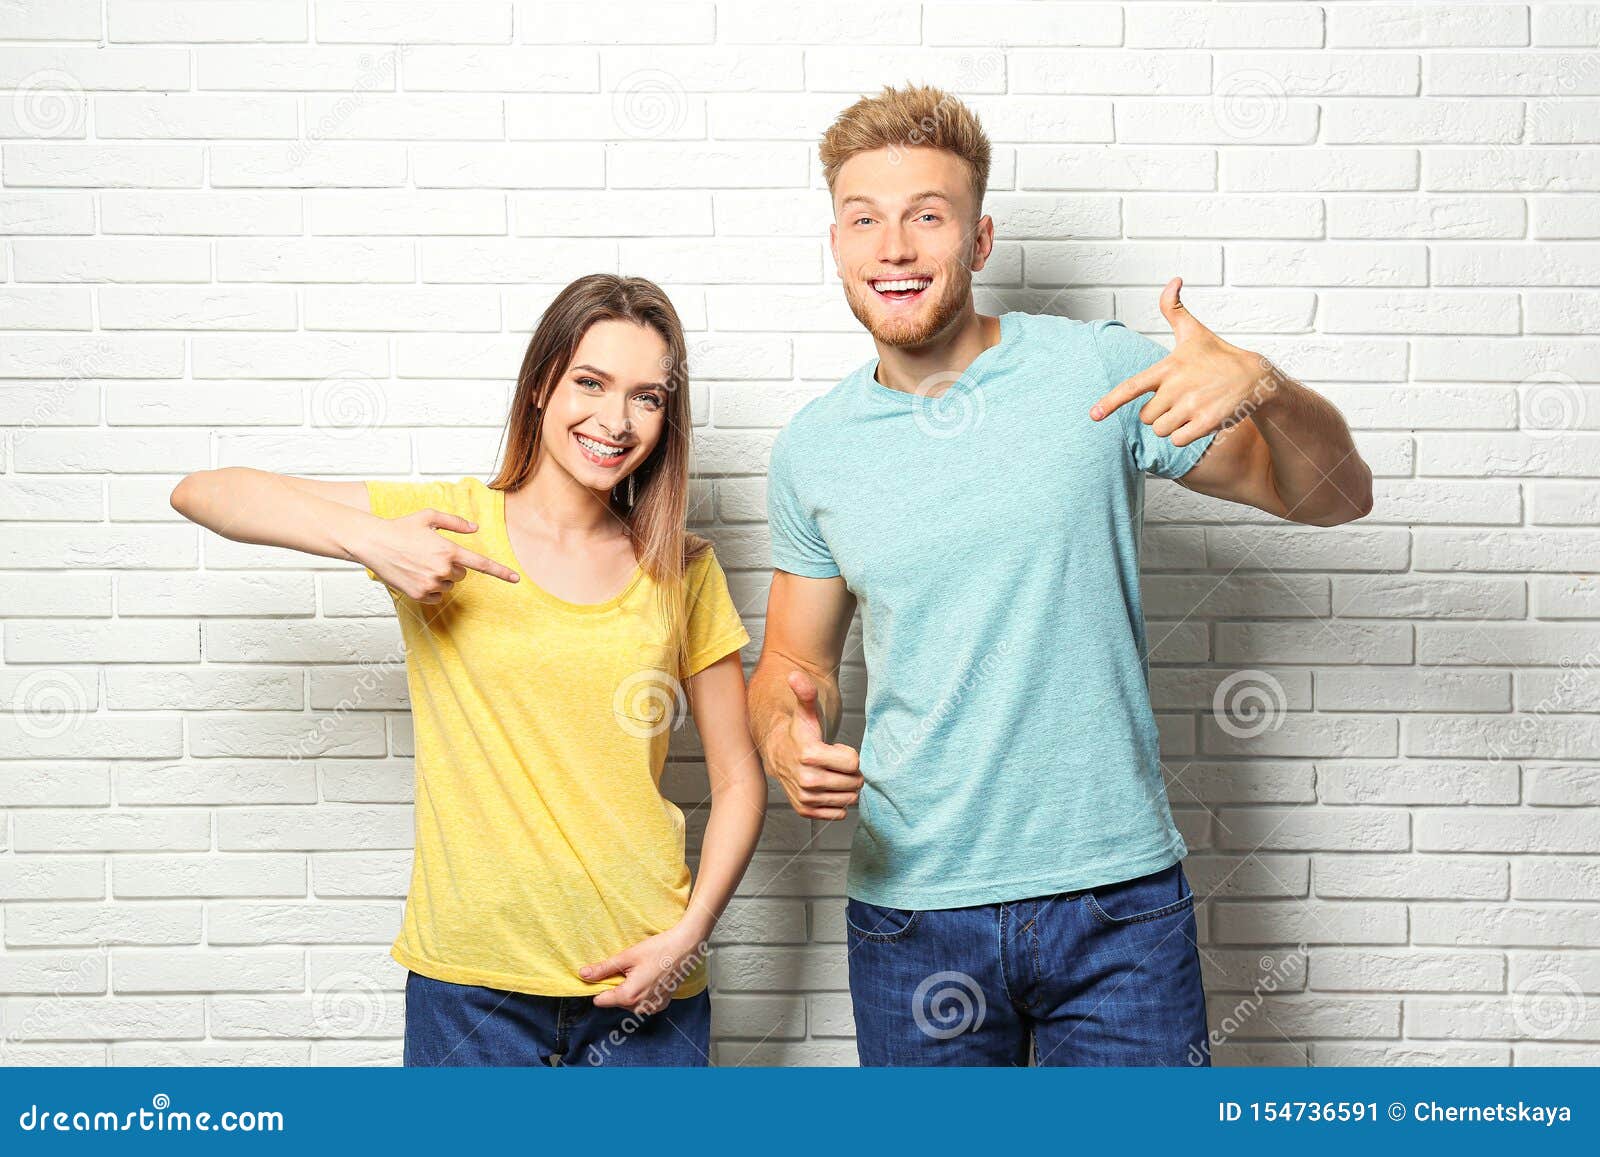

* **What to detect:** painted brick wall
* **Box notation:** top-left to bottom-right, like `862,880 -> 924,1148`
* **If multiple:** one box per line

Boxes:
1,2 -> 1597,1066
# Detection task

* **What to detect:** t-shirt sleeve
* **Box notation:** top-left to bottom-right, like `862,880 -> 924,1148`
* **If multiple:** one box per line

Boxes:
1090,318 -> 1215,479
765,424 -> 841,578
361,477 -> 472,583
681,548 -> 752,679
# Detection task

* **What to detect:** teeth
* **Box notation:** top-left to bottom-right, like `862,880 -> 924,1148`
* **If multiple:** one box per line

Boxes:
576,433 -> 625,458
874,278 -> 931,292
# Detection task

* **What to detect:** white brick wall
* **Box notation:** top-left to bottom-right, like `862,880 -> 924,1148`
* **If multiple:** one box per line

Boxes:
2,2 -> 1597,1067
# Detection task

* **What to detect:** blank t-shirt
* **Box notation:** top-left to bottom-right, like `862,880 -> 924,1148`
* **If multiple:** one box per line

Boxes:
765,312 -> 1214,909
364,474 -> 749,996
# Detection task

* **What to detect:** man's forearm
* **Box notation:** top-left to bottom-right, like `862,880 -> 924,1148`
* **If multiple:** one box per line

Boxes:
1250,372 -> 1373,526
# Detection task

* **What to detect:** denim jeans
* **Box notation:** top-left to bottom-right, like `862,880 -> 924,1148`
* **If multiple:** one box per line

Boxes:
402,971 -> 711,1067
846,860 -> 1210,1066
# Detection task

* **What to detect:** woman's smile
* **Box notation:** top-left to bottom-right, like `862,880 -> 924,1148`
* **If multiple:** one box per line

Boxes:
573,429 -> 631,467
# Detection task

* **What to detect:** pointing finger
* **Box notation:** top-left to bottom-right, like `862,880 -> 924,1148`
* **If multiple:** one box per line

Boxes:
454,547 -> 520,584
1091,363 -> 1165,422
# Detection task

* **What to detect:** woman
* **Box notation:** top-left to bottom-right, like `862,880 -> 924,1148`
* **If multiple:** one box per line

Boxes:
171,275 -> 766,1066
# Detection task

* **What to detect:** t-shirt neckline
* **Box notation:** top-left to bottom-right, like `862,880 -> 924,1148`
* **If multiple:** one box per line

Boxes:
858,311 -> 1017,405
495,483 -> 646,614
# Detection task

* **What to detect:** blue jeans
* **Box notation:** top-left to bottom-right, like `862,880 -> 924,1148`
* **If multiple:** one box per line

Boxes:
402,971 -> 711,1067
846,860 -> 1210,1066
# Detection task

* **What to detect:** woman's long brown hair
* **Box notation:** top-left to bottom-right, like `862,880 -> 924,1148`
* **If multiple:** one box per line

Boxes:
490,274 -> 711,673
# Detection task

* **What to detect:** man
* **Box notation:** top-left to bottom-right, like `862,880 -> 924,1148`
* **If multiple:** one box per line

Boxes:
746,85 -> 1372,1066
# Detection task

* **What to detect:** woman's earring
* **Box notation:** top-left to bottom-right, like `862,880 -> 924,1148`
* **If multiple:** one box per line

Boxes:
627,474 -> 635,506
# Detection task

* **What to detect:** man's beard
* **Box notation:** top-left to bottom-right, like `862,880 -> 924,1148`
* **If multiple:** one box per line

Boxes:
843,266 -> 972,349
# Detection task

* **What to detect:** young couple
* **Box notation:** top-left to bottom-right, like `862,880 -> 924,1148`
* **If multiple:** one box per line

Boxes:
173,85 -> 1372,1068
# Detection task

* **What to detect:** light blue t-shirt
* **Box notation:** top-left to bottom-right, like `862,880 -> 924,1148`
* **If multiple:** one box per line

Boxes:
766,311 -> 1215,909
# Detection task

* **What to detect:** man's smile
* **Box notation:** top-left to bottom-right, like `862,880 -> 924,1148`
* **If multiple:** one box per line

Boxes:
870,274 -> 933,304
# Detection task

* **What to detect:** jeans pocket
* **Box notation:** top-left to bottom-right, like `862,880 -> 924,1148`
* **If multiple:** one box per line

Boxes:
1084,863 -> 1195,927
845,896 -> 921,942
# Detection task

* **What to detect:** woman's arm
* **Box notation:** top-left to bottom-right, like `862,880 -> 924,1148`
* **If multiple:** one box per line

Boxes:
583,650 -> 766,1014
170,467 -> 518,601
679,651 -> 768,941
170,467 -> 378,561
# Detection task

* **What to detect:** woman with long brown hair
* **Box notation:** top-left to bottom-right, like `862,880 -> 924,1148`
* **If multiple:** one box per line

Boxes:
171,275 -> 766,1066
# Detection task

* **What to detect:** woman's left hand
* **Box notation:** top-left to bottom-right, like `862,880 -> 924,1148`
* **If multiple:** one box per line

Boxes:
578,924 -> 708,1016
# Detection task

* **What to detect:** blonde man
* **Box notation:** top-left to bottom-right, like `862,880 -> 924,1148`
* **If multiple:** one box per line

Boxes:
748,85 -> 1371,1066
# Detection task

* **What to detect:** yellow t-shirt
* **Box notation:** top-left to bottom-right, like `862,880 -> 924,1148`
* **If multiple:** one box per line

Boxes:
362,474 -> 750,998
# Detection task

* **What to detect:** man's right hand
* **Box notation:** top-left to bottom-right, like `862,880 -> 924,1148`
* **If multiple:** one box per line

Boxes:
359,508 -> 521,603
764,669 -> 863,821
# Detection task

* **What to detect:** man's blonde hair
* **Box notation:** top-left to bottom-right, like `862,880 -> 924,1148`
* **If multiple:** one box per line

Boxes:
819,84 -> 992,213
